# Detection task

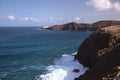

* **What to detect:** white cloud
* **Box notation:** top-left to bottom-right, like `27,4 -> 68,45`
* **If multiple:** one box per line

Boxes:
86,0 -> 112,11
19,17 -> 30,21
113,2 -> 120,11
86,0 -> 120,12
24,17 -> 29,21
74,17 -> 80,22
7,15 -> 15,20
29,18 -> 41,22
19,17 -> 41,23
48,17 -> 53,20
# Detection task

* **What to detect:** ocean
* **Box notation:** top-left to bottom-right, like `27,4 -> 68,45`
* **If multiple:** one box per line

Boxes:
0,27 -> 92,80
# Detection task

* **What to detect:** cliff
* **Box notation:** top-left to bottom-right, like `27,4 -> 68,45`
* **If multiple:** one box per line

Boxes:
75,26 -> 120,80
44,22 -> 90,31
44,20 -> 120,31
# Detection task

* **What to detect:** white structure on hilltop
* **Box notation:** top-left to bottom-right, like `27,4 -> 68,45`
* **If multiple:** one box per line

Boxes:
43,26 -> 49,29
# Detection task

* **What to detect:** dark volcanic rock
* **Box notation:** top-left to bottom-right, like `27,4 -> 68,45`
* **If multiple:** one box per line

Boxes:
72,69 -> 80,73
91,20 -> 120,30
45,22 -> 90,31
75,31 -> 111,67
75,26 -> 120,80
44,20 -> 120,31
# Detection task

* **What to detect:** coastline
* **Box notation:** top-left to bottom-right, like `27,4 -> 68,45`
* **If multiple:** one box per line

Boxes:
38,53 -> 88,80
0,28 -> 91,80
38,25 -> 120,80
43,20 -> 120,31
75,26 -> 120,80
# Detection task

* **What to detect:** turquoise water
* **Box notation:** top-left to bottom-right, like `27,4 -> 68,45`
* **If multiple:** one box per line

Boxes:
0,27 -> 92,80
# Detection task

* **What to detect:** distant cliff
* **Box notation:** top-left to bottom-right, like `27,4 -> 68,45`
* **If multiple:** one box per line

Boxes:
43,20 -> 120,31
75,26 -> 120,80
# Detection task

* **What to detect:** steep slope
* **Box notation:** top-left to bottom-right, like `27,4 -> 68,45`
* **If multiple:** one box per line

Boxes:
75,26 -> 120,80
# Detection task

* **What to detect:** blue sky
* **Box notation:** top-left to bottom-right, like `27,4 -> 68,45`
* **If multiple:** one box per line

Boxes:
0,0 -> 120,26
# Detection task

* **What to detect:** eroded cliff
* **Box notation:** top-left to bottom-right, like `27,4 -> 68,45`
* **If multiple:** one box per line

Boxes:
75,26 -> 120,80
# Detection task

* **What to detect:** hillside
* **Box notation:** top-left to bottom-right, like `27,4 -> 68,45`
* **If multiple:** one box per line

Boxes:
75,26 -> 120,80
43,20 -> 120,31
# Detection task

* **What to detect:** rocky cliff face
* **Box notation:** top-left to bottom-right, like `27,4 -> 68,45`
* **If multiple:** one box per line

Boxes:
45,22 -> 90,31
44,20 -> 120,31
91,20 -> 120,30
75,26 -> 120,80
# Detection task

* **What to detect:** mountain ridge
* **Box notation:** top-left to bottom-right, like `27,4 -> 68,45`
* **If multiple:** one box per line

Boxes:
43,20 -> 120,31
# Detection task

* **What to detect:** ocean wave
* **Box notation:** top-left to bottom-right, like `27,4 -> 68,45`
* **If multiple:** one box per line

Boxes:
35,53 -> 88,80
0,72 -> 8,78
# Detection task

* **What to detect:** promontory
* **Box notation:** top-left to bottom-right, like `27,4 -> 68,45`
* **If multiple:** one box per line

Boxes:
43,20 -> 120,31
75,25 -> 120,80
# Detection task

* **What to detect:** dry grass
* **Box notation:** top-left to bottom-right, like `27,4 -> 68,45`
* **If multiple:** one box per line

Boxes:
101,25 -> 120,33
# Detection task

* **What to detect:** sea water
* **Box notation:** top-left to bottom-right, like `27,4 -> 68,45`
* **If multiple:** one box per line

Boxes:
0,27 -> 92,80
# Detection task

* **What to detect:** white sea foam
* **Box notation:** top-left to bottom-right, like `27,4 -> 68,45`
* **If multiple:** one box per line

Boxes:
36,53 -> 88,80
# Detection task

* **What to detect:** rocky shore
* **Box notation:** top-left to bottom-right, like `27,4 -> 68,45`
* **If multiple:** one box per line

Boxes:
43,20 -> 120,31
75,26 -> 120,80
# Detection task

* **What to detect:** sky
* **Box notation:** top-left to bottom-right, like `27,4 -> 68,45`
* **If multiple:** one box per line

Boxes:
0,0 -> 120,26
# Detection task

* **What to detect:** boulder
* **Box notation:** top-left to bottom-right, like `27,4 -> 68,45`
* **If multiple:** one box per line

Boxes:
72,69 -> 80,73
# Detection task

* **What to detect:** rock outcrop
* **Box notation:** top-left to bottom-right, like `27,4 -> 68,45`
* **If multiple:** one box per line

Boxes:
44,20 -> 120,31
44,22 -> 90,31
75,26 -> 120,80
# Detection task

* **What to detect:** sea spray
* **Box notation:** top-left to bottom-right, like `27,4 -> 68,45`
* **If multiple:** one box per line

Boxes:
36,53 -> 88,80
0,28 -> 92,80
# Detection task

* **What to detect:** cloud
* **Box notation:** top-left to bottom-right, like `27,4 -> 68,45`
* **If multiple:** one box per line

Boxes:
48,17 -> 53,20
24,17 -> 29,21
86,0 -> 120,11
74,17 -> 80,22
19,17 -> 41,23
30,18 -> 41,22
7,15 -> 15,20
19,17 -> 30,21
113,2 -> 120,11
